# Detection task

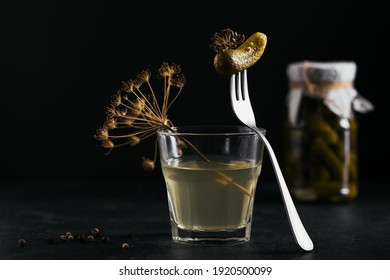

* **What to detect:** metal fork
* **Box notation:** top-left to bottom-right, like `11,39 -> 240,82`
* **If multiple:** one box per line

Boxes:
230,70 -> 314,251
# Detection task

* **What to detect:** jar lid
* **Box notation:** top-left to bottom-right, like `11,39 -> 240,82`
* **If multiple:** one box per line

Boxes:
287,61 -> 357,83
285,60 -> 374,127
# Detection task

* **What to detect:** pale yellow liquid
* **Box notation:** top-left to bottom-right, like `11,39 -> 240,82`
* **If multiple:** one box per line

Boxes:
161,158 -> 262,231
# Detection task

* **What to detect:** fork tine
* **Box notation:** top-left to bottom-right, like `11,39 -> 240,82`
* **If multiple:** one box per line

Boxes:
230,73 -> 237,101
233,70 -> 248,101
236,72 -> 242,100
230,70 -> 256,127
242,70 -> 248,101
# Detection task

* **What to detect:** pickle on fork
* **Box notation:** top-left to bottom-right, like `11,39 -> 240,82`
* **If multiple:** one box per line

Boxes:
210,29 -> 267,76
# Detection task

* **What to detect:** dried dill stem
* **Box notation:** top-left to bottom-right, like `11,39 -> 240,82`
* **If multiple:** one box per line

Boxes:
94,62 -> 253,196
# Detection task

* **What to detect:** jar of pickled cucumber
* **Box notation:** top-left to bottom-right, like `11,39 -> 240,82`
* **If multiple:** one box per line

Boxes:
284,61 -> 374,202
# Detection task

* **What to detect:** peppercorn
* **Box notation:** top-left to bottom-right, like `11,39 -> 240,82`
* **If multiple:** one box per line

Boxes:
18,239 -> 27,247
59,235 -> 67,241
122,242 -> 129,249
91,227 -> 100,237
77,234 -> 86,243
87,235 -> 94,242
101,236 -> 111,244
67,235 -> 74,241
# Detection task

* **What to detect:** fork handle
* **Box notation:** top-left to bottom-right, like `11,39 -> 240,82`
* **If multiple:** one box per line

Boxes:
253,127 -> 314,251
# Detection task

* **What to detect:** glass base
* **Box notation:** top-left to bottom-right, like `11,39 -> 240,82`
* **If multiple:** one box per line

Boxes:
170,222 -> 252,244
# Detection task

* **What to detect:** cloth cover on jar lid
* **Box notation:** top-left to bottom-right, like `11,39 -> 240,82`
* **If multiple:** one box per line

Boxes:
286,61 -> 374,128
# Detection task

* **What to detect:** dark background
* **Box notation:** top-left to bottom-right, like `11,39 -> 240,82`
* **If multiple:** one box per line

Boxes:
1,1 -> 387,191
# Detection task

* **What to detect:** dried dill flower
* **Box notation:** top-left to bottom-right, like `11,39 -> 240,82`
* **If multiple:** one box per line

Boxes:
94,62 -> 186,170
209,28 -> 245,53
94,61 -> 253,197
142,157 -> 155,171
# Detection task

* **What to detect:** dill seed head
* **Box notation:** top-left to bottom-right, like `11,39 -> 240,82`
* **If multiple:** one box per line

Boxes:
138,69 -> 151,82
94,62 -> 186,171
18,239 -> 27,247
111,91 -> 122,107
142,157 -> 155,171
209,28 -> 245,52
104,118 -> 117,129
94,127 -> 109,141
129,136 -> 140,147
101,139 -> 114,149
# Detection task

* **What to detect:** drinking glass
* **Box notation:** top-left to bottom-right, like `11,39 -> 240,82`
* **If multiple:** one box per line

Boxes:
157,125 -> 266,244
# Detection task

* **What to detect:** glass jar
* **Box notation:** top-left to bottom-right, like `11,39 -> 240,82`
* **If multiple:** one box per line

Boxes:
284,61 -> 374,202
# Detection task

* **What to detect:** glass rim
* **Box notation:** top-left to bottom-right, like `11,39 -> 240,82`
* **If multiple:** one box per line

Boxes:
157,125 -> 266,136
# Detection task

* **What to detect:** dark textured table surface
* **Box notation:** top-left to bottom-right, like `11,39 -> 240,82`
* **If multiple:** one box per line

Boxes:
1,180 -> 389,260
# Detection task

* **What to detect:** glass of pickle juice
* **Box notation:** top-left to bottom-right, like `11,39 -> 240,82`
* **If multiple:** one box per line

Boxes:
157,125 -> 266,244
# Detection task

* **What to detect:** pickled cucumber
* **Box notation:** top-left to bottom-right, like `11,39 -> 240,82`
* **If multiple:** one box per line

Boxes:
312,137 -> 343,180
213,32 -> 267,76
284,95 -> 359,202
307,114 -> 339,144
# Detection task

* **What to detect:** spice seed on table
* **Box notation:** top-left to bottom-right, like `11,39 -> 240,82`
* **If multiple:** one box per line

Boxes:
101,236 -> 111,244
92,227 -> 100,237
18,239 -> 27,247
